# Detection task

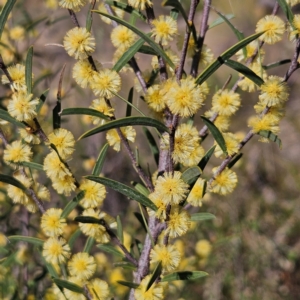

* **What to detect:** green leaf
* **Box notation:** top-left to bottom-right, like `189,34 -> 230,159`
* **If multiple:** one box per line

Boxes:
0,0 -> 17,40
97,244 -> 124,258
146,261 -> 162,291
21,161 -> 44,171
116,215 -> 123,244
25,16 -> 48,32
75,216 -> 102,224
181,167 -> 202,185
191,213 -> 216,222
257,130 -> 282,148
126,88 -> 134,117
198,145 -> 216,171
68,229 -> 81,249
138,45 -> 157,55
8,236 -> 44,246
36,89 -> 49,113
85,176 -> 157,211
228,153 -> 243,169
201,116 -> 227,154
161,271 -> 208,282
79,116 -> 169,140
131,181 -> 150,197
83,237 -> 95,253
117,281 -> 139,289
263,59 -> 291,70
92,10 -> 175,69
53,278 -> 83,294
113,37 -> 145,72
224,59 -> 264,86
195,31 -> 264,85
0,109 -> 26,128
162,0 -> 197,42
92,143 -> 109,176
113,261 -> 136,270
105,0 -> 147,21
143,127 -> 159,166
0,174 -> 27,191
61,191 -> 85,218
133,212 -> 148,232
60,107 -> 110,121
25,46 -> 33,94
209,14 -> 235,29
277,0 -> 294,27
86,1 -> 94,32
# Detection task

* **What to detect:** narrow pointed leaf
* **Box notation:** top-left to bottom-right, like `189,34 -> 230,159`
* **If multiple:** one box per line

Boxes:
0,0 -> 17,40
138,45 -> 157,55
117,216 -> 123,244
228,153 -> 243,169
209,14 -> 234,29
83,237 -> 95,253
53,278 -> 83,293
201,116 -> 227,154
21,161 -> 44,171
161,271 -> 208,282
26,16 -> 48,32
113,37 -> 145,72
68,229 -> 81,249
105,0 -> 147,21
97,244 -> 124,257
86,1 -> 95,32
195,31 -> 264,85
86,176 -> 157,211
277,0 -> 294,27
191,213 -> 216,222
60,107 -> 110,120
36,89 -> 49,113
126,88 -> 134,117
25,46 -> 33,94
117,281 -> 139,289
181,167 -> 202,185
225,59 -> 264,86
143,127 -> 159,165
257,130 -> 282,148
0,109 -> 26,128
61,191 -> 85,218
133,212 -> 148,232
263,59 -> 291,70
79,116 -> 169,140
114,262 -> 136,270
132,181 -> 150,197
92,143 -> 109,176
146,261 -> 162,291
8,236 -> 44,246
92,11 -> 175,69
75,216 -> 102,224
198,145 -> 216,171
0,174 -> 26,191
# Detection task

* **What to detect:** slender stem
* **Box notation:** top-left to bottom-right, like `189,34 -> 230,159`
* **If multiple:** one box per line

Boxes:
190,0 -> 211,78
176,0 -> 200,81
68,9 -> 80,27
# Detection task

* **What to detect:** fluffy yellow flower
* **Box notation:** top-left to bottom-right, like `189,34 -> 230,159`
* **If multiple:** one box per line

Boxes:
63,277 -> 85,300
9,26 -> 25,41
19,124 -> 41,144
195,239 -> 212,258
48,128 -> 75,159
91,69 -> 121,98
286,0 -> 300,6
52,174 -> 76,196
255,15 -> 285,44
150,244 -> 181,273
106,126 -> 136,152
63,27 -> 95,59
148,192 -> 167,221
214,132 -> 240,158
128,0 -> 152,10
43,237 -> 71,265
152,15 -> 177,46
89,98 -> 115,125
7,173 -> 31,205
68,252 -> 96,280
259,76 -> 289,106
144,84 -> 166,112
151,49 -> 179,72
7,92 -> 39,121
248,114 -> 280,134
154,171 -> 189,205
1,64 -> 27,91
236,41 -> 265,62
166,206 -> 191,238
165,76 -> 204,117
187,178 -> 206,207
3,140 -> 32,164
210,167 -> 238,195
79,179 -> 106,209
212,89 -> 241,116
72,59 -> 101,88
59,0 -> 88,12
41,208 -> 66,237
111,25 -> 137,51
198,44 -> 214,68
87,278 -> 110,300
134,275 -> 165,300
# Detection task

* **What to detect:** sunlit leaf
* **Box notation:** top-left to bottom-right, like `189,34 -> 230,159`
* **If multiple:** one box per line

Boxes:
61,191 -> 85,218
181,167 -> 202,185
92,143 -> 109,176
60,107 -> 110,121
117,280 -> 139,289
263,59 -> 291,70
83,237 -> 95,253
21,161 -> 44,171
257,130 -> 282,148
209,14 -> 235,29
277,0 -> 294,27
8,236 -> 44,246
191,213 -> 216,222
